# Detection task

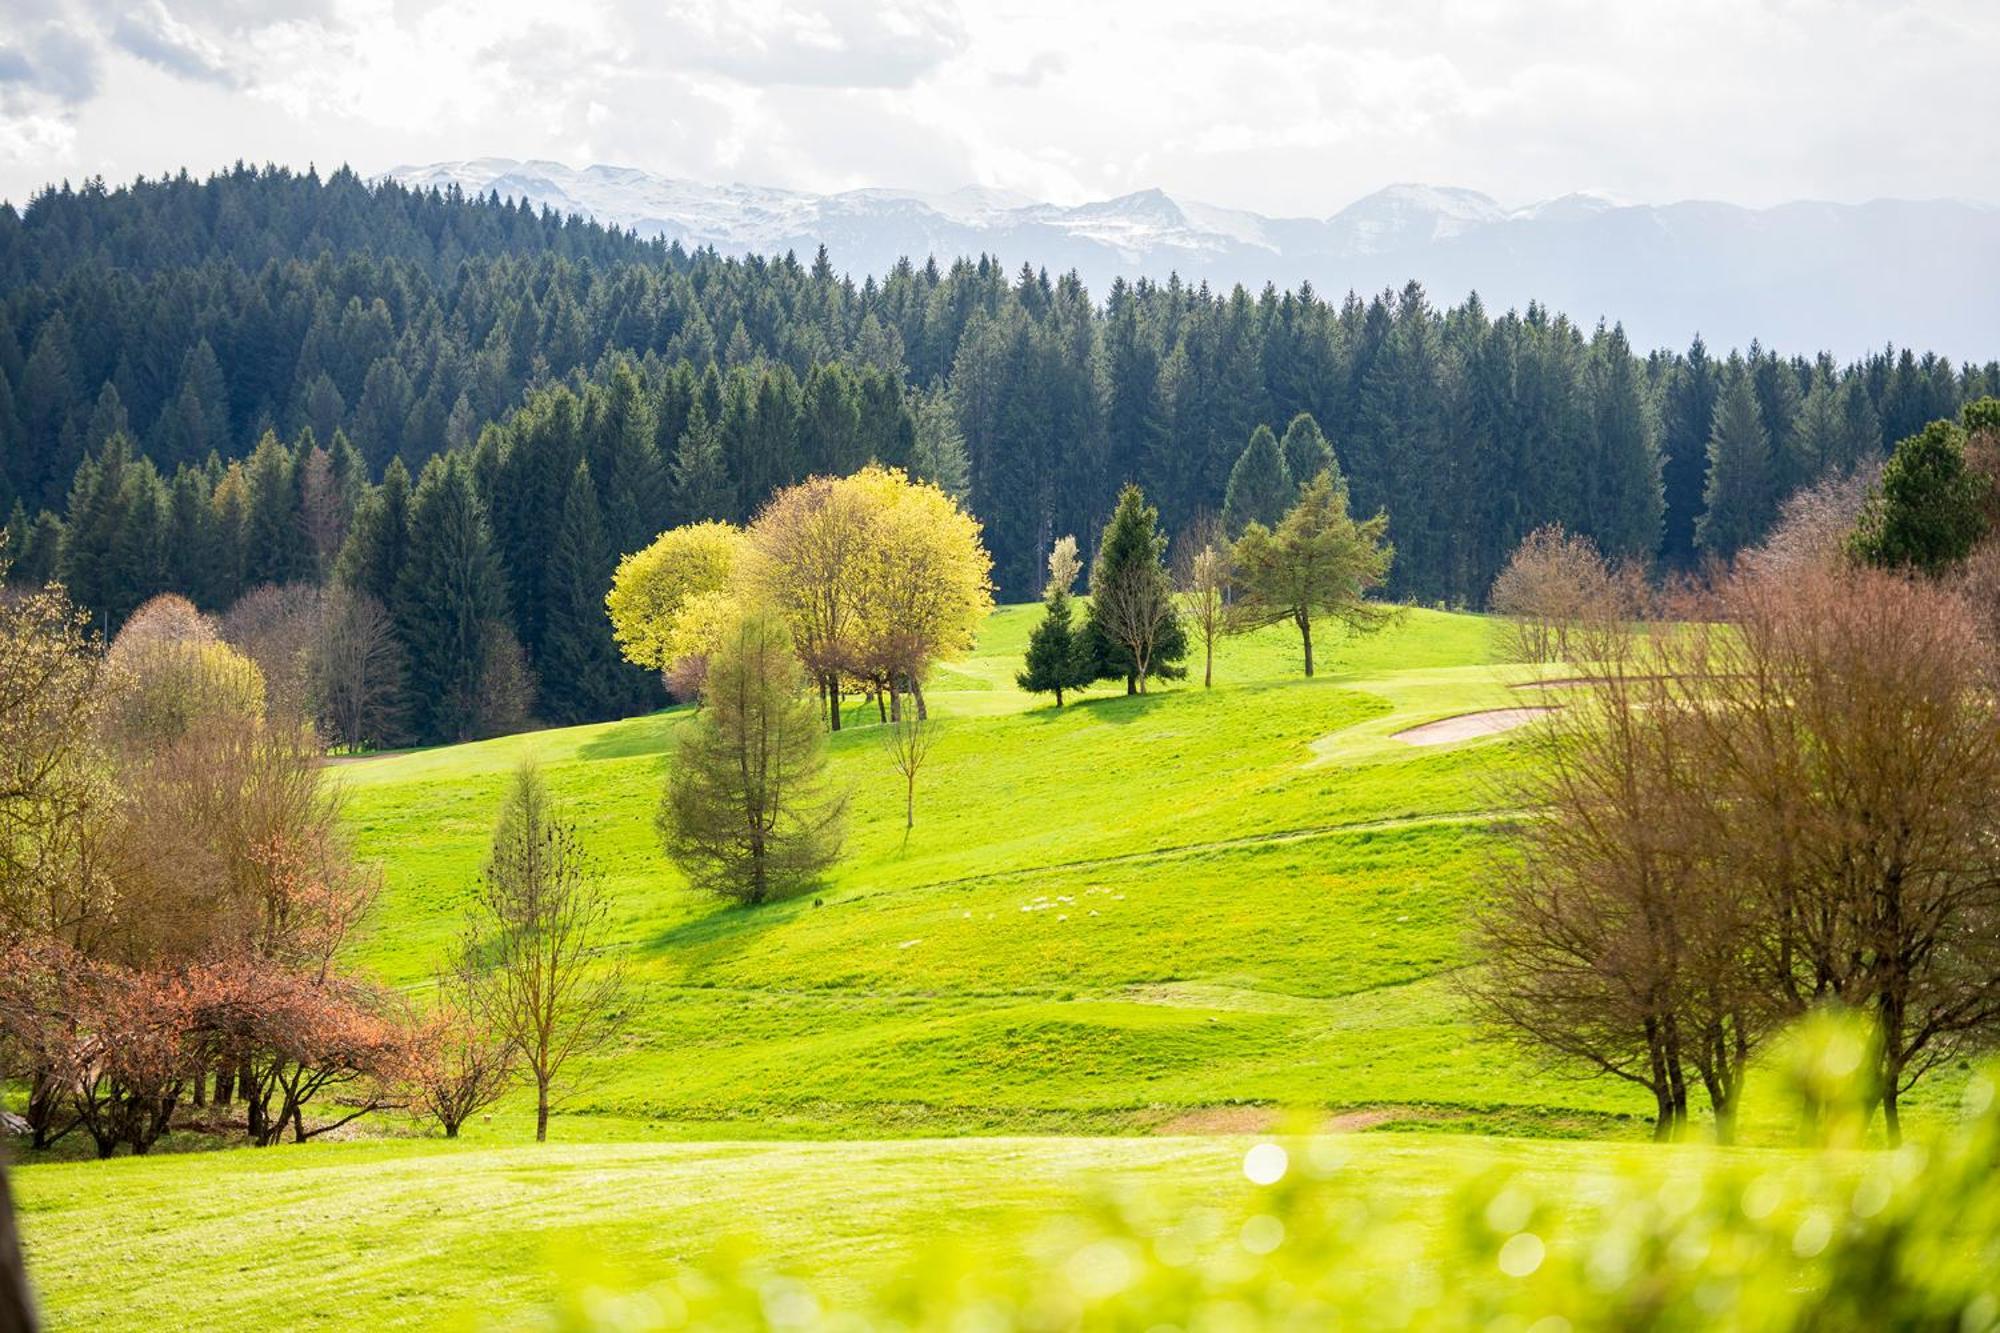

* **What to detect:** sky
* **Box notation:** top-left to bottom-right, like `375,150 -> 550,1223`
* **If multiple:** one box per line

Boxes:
1,0 -> 1995,214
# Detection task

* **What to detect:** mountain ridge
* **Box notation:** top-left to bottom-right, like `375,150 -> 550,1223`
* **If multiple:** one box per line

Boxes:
384,159 -> 2000,358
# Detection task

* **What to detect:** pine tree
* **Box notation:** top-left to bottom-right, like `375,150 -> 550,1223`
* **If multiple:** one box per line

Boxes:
1695,358 -> 1775,559
393,456 -> 512,744
670,400 -> 732,523
1222,425 -> 1294,536
538,461 -> 626,725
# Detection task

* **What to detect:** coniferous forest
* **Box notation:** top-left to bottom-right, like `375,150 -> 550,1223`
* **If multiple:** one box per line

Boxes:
4,164 -> 1994,741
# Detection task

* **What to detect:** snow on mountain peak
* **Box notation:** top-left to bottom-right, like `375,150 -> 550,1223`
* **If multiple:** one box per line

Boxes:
376,159 -> 2000,357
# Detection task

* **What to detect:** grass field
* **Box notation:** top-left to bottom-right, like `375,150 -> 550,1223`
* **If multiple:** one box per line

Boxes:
325,603 -> 1653,1138
18,1130 -> 1812,1328
8,603 -> 1967,1327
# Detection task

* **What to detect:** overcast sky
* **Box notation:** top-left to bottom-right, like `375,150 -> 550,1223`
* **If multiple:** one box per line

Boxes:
2,0 -> 1995,214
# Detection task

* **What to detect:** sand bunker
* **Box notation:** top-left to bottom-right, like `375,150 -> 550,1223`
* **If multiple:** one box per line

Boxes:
1391,706 -> 1556,746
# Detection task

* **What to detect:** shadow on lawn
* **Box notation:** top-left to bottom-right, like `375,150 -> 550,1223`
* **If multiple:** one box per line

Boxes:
641,889 -> 819,967
573,710 -> 686,763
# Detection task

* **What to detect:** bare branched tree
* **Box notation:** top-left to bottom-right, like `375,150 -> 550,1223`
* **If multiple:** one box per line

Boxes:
1174,514 -> 1233,689
407,954 -> 516,1138
1488,524 -> 1643,666
309,586 -> 406,752
466,761 -> 626,1142
880,713 -> 939,832
1475,564 -> 2000,1144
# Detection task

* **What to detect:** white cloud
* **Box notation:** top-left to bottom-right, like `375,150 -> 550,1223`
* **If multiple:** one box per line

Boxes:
0,0 -> 1995,212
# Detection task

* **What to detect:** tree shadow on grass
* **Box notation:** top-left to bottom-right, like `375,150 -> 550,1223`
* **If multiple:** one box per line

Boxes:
1020,689 -> 1178,725
574,709 -> 688,763
640,884 -> 824,968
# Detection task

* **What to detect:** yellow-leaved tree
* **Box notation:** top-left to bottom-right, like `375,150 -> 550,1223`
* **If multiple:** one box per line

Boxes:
842,464 -> 994,722
610,468 -> 993,730
604,520 -> 745,699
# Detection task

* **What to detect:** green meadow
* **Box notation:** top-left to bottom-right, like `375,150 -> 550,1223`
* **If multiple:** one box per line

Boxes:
10,605 -> 1968,1327
329,604 -> 1634,1138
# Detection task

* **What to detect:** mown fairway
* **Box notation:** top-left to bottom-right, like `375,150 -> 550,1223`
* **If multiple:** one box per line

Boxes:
11,606 -> 1961,1328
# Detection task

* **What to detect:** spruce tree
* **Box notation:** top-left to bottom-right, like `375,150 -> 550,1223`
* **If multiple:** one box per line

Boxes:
1695,359 -> 1774,558
335,456 -> 412,605
56,434 -> 135,625
1660,339 -> 1719,567
393,456 -> 512,744
242,432 -> 313,586
1584,325 -> 1663,560
1222,425 -> 1293,536
1017,587 -> 1093,706
1278,412 -> 1336,490
1791,368 -> 1847,481
670,400 -> 732,524
539,461 -> 625,725
587,361 -> 666,557
1085,484 -> 1188,693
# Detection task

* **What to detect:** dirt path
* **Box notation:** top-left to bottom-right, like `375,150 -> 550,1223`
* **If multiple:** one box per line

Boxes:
1390,707 -> 1555,746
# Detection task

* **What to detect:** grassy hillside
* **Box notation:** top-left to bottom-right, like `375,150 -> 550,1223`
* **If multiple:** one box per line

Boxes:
324,604 -> 1651,1138
12,604 -> 1980,1330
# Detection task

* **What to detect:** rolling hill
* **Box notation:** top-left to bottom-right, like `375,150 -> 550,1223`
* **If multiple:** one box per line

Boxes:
10,604 -> 1973,1327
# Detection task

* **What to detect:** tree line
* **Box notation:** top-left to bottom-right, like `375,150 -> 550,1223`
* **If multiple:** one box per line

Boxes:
5,164 -> 1996,629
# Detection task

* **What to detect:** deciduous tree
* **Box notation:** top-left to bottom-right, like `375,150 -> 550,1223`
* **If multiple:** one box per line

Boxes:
1230,470 -> 1393,677
465,761 -> 626,1141
659,612 -> 846,903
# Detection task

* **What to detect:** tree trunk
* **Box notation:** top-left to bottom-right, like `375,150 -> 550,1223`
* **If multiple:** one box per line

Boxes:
0,1165 -> 37,1333
1881,1079 -> 1902,1146
1298,610 -> 1314,678
827,676 -> 842,731
1204,640 -> 1213,689
445,1122 -> 460,1140
190,1070 -> 206,1109
213,1062 -> 234,1106
536,1075 -> 551,1143
912,677 -> 928,720
889,680 -> 902,722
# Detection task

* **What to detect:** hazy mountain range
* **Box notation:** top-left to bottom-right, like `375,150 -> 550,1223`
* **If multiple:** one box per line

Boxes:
386,158 -> 2000,359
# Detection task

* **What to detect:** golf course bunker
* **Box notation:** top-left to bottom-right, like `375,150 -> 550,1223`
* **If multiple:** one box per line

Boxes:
1391,706 -> 1556,746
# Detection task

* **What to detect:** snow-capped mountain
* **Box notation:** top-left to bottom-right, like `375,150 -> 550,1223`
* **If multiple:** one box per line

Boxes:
385,159 -> 2000,358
